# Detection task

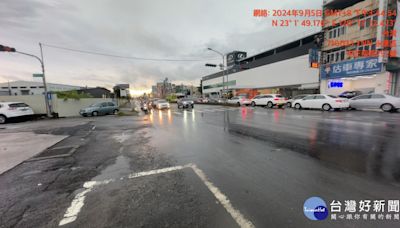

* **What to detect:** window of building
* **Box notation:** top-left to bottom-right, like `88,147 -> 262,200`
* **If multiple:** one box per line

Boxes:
360,15 -> 377,30
1,87 -> 8,89
30,86 -> 37,89
20,86 -> 27,89
11,87 -> 17,89
21,90 -> 30,95
325,49 -> 346,64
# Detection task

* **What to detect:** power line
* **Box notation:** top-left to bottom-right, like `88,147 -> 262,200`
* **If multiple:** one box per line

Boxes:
41,43 -> 218,62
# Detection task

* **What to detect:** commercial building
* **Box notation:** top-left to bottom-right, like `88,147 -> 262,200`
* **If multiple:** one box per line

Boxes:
320,0 -> 400,96
0,80 -> 81,96
202,33 -> 321,98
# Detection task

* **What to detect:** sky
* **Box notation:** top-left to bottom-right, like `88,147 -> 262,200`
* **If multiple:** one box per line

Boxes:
0,0 -> 321,92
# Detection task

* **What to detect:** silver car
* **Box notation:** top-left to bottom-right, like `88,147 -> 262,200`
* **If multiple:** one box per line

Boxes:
349,94 -> 400,112
80,102 -> 119,116
177,98 -> 194,109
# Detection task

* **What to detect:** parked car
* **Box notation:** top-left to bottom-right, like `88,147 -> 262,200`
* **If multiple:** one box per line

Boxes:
209,98 -> 226,104
250,94 -> 286,108
195,98 -> 209,103
227,96 -> 251,106
286,94 -> 312,108
293,94 -> 349,111
155,99 -> 170,109
79,102 -> 119,117
339,91 -> 362,99
177,98 -> 194,109
349,94 -> 400,112
0,102 -> 34,124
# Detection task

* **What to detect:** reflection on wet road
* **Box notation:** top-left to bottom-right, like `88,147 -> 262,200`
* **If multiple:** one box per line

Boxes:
144,104 -> 400,227
148,105 -> 400,184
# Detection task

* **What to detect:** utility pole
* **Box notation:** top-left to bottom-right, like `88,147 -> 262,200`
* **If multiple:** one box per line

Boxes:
207,48 -> 226,98
39,43 -> 51,117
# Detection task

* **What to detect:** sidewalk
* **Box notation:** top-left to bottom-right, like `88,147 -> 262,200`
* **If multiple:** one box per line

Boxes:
0,132 -> 67,174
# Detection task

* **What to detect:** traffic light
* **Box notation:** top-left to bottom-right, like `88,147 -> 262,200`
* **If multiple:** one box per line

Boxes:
0,45 -> 16,52
205,63 -> 217,67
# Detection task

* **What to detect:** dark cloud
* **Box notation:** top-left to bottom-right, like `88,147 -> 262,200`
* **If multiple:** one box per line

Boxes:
0,0 -> 321,89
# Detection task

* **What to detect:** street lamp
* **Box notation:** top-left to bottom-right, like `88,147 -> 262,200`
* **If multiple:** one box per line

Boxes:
207,47 -> 226,98
0,43 -> 51,117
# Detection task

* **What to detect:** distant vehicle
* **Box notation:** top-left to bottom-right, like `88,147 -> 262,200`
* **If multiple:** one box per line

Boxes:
142,103 -> 151,114
155,99 -> 170,109
0,102 -> 34,124
339,91 -> 362,99
250,94 -> 286,108
79,102 -> 119,117
227,96 -> 251,106
286,94 -> 312,108
177,98 -> 194,109
349,94 -> 400,112
293,94 -> 349,111
209,98 -> 225,104
150,98 -> 160,108
195,98 -> 209,103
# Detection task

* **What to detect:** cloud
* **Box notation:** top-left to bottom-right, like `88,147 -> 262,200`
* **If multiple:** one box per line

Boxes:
0,0 -> 321,90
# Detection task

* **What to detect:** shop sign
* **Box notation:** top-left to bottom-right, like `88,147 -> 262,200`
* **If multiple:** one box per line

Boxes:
328,80 -> 344,88
321,57 -> 383,79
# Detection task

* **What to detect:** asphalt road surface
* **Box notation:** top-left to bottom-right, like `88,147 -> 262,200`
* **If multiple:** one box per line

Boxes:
1,104 -> 400,228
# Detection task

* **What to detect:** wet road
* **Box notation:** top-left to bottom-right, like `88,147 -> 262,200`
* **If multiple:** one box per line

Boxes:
1,104 -> 400,228
146,105 -> 400,227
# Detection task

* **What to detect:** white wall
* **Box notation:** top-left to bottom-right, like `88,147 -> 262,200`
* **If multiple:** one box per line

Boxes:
203,55 -> 319,94
0,95 -> 113,117
52,97 -> 113,117
0,95 -> 47,114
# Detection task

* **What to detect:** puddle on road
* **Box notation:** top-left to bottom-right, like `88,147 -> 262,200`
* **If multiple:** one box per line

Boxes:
92,155 -> 131,181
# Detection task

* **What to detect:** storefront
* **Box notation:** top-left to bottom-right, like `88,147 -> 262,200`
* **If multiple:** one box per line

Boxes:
320,57 -> 392,95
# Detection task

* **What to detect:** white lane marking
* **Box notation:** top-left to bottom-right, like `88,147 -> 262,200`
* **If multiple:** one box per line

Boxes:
128,164 -> 189,179
59,164 -> 255,228
59,180 -> 112,226
173,111 -> 183,115
190,164 -> 255,228
92,125 -> 96,130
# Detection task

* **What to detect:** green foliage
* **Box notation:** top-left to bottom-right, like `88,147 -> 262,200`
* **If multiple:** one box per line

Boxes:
56,91 -> 93,100
166,94 -> 177,102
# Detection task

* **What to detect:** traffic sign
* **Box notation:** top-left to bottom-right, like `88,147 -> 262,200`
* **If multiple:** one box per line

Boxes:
33,73 -> 43,78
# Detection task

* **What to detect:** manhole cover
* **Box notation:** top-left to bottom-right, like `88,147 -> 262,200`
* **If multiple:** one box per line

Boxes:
27,146 -> 78,161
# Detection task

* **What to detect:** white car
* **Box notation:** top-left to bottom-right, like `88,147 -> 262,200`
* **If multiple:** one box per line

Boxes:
293,94 -> 349,111
250,94 -> 286,108
227,96 -> 251,106
0,102 -> 34,124
155,99 -> 170,109
286,94 -> 312,108
349,94 -> 400,112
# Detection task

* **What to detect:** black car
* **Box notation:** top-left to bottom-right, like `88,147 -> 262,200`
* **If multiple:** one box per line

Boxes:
338,91 -> 362,99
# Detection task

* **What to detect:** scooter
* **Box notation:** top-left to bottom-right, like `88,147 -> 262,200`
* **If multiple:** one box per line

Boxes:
142,103 -> 151,114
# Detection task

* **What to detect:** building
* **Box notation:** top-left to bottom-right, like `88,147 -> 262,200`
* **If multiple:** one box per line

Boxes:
77,87 -> 112,98
152,78 -> 175,98
320,0 -> 400,96
113,84 -> 130,98
202,33 -> 321,98
0,80 -> 82,96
